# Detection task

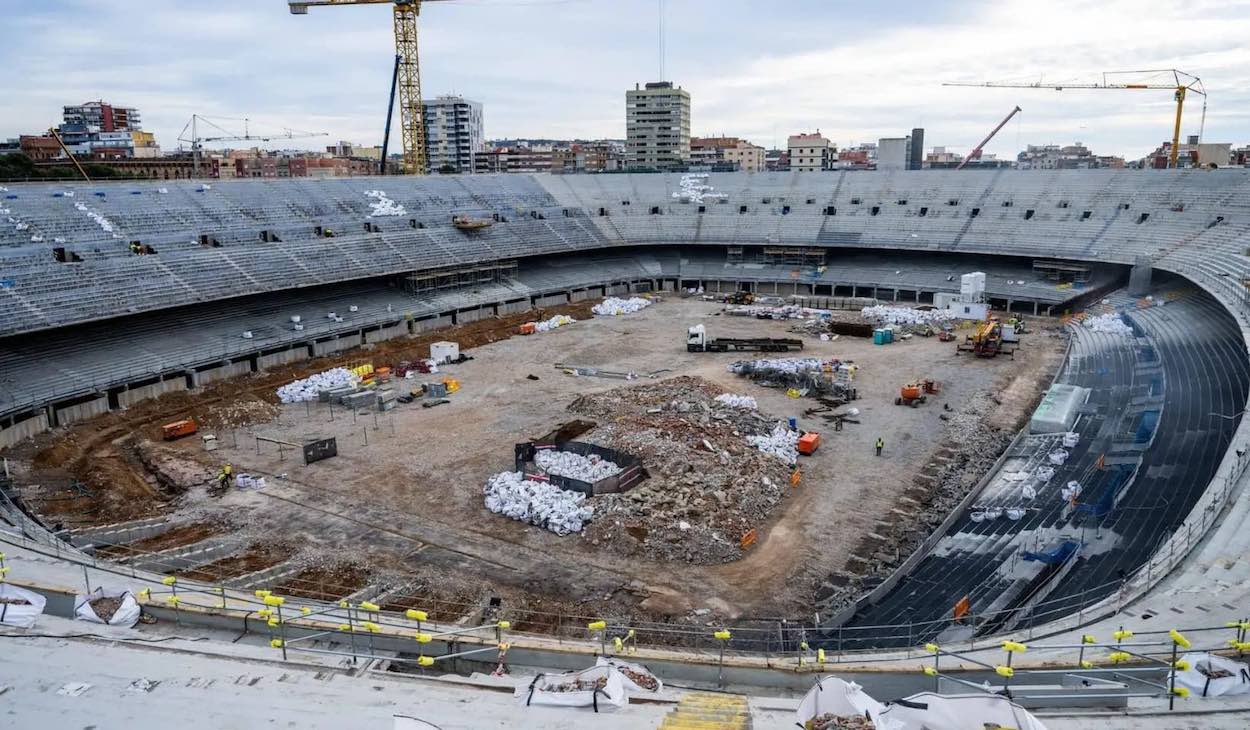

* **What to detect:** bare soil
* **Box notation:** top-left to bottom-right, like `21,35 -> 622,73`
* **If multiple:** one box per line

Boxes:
8,297 -> 1067,629
96,522 -> 224,560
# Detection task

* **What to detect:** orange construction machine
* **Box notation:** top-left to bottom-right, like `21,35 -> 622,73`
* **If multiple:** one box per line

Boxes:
896,380 -> 940,407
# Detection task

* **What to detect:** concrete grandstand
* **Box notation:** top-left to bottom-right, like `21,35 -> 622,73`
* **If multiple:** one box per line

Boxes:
3,169 -> 1250,725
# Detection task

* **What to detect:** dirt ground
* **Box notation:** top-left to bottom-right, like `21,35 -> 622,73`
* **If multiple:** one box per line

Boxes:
11,297 -> 1067,627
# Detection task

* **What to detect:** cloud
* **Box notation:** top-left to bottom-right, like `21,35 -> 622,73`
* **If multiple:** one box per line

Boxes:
0,0 -> 1246,159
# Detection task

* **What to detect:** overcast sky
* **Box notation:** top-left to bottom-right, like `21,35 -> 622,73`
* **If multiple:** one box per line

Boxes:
3,0 -> 1248,159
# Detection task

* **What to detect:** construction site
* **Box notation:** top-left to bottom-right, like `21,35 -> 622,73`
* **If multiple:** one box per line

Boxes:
5,1 -> 1250,727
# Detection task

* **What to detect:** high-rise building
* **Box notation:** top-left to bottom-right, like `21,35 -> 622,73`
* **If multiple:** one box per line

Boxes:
626,82 -> 691,171
787,132 -> 833,172
63,101 -> 141,133
909,128 -> 925,170
877,137 -> 910,171
421,95 -> 484,174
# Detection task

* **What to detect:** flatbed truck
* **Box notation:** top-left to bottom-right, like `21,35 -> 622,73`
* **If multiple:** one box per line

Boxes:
686,325 -> 803,353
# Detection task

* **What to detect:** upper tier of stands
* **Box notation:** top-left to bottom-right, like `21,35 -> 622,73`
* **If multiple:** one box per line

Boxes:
1,169 -> 1247,338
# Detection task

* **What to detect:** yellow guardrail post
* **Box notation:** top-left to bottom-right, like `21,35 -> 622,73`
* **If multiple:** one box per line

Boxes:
998,640 -> 1026,696
925,643 -> 941,691
162,576 -> 180,626
713,629 -> 732,688
1168,628 -> 1190,711
1078,634 -> 1096,669
587,620 -> 607,655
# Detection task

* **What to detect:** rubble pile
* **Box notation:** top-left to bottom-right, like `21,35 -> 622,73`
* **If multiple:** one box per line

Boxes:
730,358 -> 859,401
276,367 -> 359,403
535,314 -> 576,332
197,398 -> 280,430
568,376 -> 794,563
592,297 -> 653,316
364,189 -> 406,217
534,449 -> 622,482
483,471 -> 594,535
815,391 -> 1011,613
1083,312 -> 1134,336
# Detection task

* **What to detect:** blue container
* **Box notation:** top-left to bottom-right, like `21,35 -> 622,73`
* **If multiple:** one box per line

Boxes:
788,417 -> 798,430
873,330 -> 884,345
884,328 -> 895,344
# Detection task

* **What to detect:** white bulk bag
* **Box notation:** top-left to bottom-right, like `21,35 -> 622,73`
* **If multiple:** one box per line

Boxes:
74,587 -> 142,628
516,665 -> 627,712
595,656 -> 662,693
879,692 -> 1048,730
795,676 -> 898,730
0,583 -> 47,628
1172,652 -> 1250,697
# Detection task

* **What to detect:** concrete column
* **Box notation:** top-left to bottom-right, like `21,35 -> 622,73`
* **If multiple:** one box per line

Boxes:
1033,301 -> 1040,316
1129,255 -> 1153,296
892,288 -> 899,302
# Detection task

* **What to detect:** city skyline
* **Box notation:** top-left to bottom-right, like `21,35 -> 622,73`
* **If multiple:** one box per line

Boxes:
3,0 -> 1249,160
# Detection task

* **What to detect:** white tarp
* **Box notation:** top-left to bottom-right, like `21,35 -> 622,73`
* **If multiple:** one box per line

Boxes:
74,587 -> 142,628
879,693 -> 1048,730
1172,652 -> 1250,697
1084,312 -> 1134,336
595,657 -> 662,694
0,583 -> 47,628
515,665 -> 628,712
795,676 -> 898,730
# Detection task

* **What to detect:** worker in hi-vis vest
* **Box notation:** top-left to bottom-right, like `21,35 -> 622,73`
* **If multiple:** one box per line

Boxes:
875,437 -> 884,457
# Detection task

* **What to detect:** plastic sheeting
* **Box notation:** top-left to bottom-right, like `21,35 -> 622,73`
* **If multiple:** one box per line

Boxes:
878,692 -> 1048,730
1030,384 -> 1090,434
715,393 -> 759,410
483,471 -> 593,535
534,449 -> 622,482
1172,652 -> 1250,697
364,190 -> 406,217
795,677 -> 897,730
277,367 -> 360,403
74,587 -> 142,628
0,583 -> 46,628
515,665 -> 628,712
592,297 -> 652,316
748,423 -> 800,464
595,657 -> 662,694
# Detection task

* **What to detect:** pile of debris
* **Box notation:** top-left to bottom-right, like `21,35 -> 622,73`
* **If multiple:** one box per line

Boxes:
861,305 -> 954,328
534,449 -> 622,482
568,376 -> 794,563
592,297 -> 653,316
729,358 -> 859,402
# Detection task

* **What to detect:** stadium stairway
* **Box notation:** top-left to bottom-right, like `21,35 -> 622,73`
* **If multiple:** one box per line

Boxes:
657,692 -> 752,730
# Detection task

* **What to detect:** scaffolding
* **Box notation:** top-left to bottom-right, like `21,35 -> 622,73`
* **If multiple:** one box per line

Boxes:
402,259 -> 518,294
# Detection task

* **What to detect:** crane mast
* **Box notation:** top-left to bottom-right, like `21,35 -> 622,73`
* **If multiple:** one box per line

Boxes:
955,106 -> 1021,171
290,0 -> 448,175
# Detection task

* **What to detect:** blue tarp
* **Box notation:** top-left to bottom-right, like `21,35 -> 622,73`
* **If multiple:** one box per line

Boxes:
1023,540 -> 1080,565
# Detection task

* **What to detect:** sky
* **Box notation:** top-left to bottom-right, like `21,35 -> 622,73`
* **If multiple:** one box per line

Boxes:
2,0 -> 1249,160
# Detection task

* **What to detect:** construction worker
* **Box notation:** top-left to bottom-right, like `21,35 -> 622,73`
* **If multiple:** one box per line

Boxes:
875,437 -> 884,457
215,463 -> 234,492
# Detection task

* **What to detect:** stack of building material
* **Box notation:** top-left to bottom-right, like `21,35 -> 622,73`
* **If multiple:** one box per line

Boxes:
276,367 -> 360,403
482,471 -> 594,535
592,297 -> 653,316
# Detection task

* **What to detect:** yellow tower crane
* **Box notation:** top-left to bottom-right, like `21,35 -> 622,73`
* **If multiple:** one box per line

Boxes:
944,69 -> 1206,169
289,0 -> 451,175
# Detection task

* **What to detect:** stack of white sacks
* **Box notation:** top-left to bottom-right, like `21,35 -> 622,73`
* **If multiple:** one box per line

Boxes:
714,393 -> 758,410
729,357 -> 824,374
1084,312 -> 1134,336
534,314 -> 576,332
74,201 -> 119,236
748,423 -> 800,465
861,305 -> 954,326
483,472 -> 593,535
592,297 -> 652,316
534,449 -> 622,482
276,367 -> 360,403
364,190 -> 407,217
